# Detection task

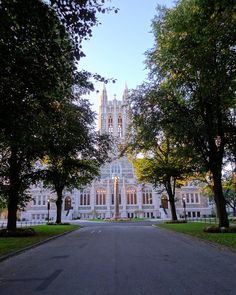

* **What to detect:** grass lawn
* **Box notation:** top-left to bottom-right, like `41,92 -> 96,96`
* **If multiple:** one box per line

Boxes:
0,224 -> 80,257
156,222 -> 236,249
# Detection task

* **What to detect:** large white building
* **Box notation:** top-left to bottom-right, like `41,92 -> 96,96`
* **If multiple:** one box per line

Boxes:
21,85 -> 212,221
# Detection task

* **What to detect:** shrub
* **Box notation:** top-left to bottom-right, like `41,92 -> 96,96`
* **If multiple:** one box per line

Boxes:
0,228 -> 36,237
47,222 -> 71,225
165,220 -> 187,224
204,225 -> 236,233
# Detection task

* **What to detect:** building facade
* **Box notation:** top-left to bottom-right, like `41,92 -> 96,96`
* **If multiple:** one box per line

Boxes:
21,85 -> 212,221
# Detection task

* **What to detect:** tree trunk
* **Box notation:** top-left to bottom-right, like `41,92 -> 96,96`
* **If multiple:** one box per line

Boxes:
212,168 -> 229,228
55,187 -> 63,224
166,179 -> 178,221
7,147 -> 21,231
7,195 -> 18,231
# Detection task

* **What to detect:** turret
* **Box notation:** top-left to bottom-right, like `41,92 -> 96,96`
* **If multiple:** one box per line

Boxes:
99,83 -> 108,106
122,82 -> 129,102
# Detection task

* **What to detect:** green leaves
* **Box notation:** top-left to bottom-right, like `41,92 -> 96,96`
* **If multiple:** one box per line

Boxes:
48,0 -> 118,61
142,0 -> 236,227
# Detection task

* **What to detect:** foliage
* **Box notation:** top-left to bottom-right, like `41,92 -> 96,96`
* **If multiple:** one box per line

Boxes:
47,0 -> 118,85
0,0 -> 75,230
202,171 -> 236,216
0,0 -> 114,230
0,228 -> 36,237
222,173 -> 236,216
204,225 -> 236,233
38,99 -> 111,224
127,84 -> 202,221
147,0 -> 236,227
165,220 -> 187,224
48,0 -> 118,61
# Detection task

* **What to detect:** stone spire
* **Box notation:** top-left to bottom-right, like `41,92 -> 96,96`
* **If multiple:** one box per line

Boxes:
122,82 -> 129,102
99,83 -> 108,106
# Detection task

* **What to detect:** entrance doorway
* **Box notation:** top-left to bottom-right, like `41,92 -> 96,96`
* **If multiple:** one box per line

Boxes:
64,196 -> 72,211
161,195 -> 168,209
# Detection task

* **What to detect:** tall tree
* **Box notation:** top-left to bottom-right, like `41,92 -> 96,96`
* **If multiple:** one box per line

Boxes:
147,0 -> 236,227
127,85 -> 200,220
47,0 -> 118,86
39,99 -> 111,224
222,174 -> 236,217
0,0 -> 74,230
48,0 -> 118,61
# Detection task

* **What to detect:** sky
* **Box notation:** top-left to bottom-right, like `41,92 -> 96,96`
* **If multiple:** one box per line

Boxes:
79,0 -> 176,113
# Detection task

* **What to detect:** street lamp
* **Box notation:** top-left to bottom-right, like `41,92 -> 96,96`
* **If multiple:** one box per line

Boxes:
47,199 -> 50,222
182,197 -> 187,221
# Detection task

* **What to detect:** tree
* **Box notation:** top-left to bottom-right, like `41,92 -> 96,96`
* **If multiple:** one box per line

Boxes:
48,0 -> 118,61
39,100 -> 111,224
47,0 -> 118,85
219,170 -> 236,217
127,85 -> 200,221
147,0 -> 236,227
0,0 -> 74,231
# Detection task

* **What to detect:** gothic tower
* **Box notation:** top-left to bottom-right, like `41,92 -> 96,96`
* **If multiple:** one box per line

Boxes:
98,84 -> 129,145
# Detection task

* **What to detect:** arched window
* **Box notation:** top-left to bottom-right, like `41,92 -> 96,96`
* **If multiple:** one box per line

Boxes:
118,114 -> 122,137
64,196 -> 72,210
111,162 -> 121,174
142,188 -> 153,204
96,188 -> 106,205
80,190 -> 90,206
108,115 -> 113,134
127,187 -> 137,205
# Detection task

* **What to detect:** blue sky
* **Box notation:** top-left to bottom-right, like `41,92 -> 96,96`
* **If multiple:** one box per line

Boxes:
79,0 -> 176,113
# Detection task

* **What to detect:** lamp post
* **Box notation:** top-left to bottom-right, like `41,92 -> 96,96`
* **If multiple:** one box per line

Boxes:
47,199 -> 50,222
182,197 -> 187,221
114,176 -> 120,220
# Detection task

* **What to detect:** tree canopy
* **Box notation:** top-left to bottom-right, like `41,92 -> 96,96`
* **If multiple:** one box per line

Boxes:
145,0 -> 236,227
127,83 -> 202,220
39,99 -> 111,223
0,0 -> 112,230
126,0 -> 236,227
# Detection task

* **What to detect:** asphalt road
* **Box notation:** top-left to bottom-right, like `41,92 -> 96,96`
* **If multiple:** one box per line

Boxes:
0,221 -> 236,295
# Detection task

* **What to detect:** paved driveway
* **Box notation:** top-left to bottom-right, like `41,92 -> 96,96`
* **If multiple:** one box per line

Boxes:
0,221 -> 235,295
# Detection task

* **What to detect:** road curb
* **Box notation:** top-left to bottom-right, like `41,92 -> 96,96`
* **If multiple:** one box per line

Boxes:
0,227 -> 80,262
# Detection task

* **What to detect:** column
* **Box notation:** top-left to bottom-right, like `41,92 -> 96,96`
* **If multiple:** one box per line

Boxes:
90,182 -> 95,211
137,184 -> 142,210
153,188 -> 160,218
121,177 -> 127,218
74,188 -> 79,214
113,100 -> 118,137
114,176 -> 120,219
106,179 -> 111,218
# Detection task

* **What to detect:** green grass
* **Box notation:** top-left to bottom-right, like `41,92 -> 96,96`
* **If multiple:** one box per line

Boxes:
0,224 -> 80,257
156,222 -> 236,249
